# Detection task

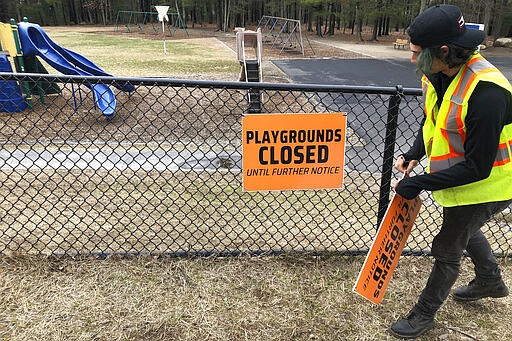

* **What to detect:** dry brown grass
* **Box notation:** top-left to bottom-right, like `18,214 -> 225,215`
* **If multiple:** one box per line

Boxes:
1,254 -> 511,340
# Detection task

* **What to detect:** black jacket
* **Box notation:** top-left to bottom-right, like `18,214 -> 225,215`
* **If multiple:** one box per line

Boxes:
396,71 -> 512,200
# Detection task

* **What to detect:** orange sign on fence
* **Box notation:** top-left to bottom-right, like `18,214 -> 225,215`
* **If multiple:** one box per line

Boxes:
353,193 -> 422,304
242,113 -> 347,191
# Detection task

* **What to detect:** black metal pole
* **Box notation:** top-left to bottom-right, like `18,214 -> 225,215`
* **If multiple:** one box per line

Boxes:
377,86 -> 403,228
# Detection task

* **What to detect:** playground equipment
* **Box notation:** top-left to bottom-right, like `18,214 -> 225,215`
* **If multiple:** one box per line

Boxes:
0,19 -> 35,111
257,15 -> 314,56
235,27 -> 262,113
1,19 -> 61,108
0,51 -> 28,112
115,10 -> 188,37
0,18 -> 134,116
18,22 -> 117,115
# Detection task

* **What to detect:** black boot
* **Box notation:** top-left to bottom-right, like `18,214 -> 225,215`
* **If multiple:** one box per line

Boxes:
388,308 -> 434,339
452,278 -> 509,302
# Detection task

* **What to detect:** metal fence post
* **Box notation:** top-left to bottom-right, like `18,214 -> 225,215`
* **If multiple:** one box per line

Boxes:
376,85 -> 403,228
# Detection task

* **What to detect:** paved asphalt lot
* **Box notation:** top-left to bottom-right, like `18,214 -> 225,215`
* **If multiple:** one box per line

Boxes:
273,58 -> 420,87
272,56 -> 511,87
271,47 -> 512,174
272,57 -> 423,173
272,39 -> 511,86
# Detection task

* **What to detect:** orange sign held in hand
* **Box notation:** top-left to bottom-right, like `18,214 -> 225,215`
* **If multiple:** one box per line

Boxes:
353,192 -> 422,304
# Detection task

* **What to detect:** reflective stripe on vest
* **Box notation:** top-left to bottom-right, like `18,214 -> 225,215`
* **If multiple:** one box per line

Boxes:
428,55 -> 512,172
421,75 -> 436,157
422,53 -> 512,207
495,139 -> 512,166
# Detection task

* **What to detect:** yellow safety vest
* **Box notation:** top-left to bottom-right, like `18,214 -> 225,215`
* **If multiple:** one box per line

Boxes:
422,53 -> 512,207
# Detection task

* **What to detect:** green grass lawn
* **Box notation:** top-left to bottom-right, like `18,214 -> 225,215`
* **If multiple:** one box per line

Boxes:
40,27 -> 240,77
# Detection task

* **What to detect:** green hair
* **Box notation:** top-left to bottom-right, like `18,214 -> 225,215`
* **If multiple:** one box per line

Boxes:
415,48 -> 435,76
415,45 -> 476,76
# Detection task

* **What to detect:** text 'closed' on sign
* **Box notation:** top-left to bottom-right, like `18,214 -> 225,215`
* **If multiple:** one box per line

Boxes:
353,193 -> 422,304
242,113 -> 347,191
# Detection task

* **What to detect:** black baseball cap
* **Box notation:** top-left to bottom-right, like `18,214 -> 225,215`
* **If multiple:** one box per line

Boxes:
408,4 -> 485,49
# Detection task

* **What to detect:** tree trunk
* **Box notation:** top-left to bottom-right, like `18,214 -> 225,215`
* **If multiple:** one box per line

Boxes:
371,18 -> 378,41
316,16 -> 323,37
491,0 -> 505,36
354,3 -> 363,42
482,0 -> 493,35
384,15 -> 390,35
216,0 -> 222,31
307,10 -> 312,32
419,0 -> 428,14
223,0 -> 230,31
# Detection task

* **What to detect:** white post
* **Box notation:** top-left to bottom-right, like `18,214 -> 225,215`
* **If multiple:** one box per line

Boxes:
155,6 -> 170,54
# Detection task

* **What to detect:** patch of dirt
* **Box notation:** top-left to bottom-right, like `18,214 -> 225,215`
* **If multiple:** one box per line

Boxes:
102,24 -> 366,60
101,24 -> 369,83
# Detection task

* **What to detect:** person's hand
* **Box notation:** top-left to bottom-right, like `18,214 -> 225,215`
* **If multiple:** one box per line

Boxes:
392,156 -> 421,199
394,155 -> 419,175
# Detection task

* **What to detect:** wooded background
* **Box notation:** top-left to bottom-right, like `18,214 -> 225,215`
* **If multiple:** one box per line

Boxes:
1,1 -> 511,39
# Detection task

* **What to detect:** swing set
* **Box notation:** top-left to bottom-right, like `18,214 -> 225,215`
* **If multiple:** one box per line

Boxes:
257,15 -> 314,55
114,10 -> 188,37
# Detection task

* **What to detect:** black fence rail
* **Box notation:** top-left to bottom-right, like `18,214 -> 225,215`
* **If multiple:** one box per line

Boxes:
0,73 -> 510,256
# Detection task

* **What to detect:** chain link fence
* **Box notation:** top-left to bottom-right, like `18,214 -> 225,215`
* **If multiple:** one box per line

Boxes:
0,73 -> 510,256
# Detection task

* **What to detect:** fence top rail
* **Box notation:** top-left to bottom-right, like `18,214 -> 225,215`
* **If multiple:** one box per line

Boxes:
0,72 -> 422,96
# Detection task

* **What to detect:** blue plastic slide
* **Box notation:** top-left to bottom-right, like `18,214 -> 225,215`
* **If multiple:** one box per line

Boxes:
0,52 -> 28,112
57,47 -> 135,92
17,22 -> 134,116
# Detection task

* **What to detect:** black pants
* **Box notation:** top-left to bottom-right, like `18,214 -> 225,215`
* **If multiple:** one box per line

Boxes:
415,199 -> 512,317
